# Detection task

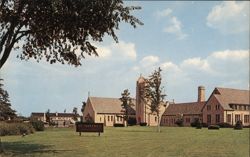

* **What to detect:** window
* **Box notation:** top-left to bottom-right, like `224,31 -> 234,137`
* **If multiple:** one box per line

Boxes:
244,115 -> 249,123
111,116 -> 113,122
244,106 -> 247,110
117,117 -> 119,121
207,115 -> 211,124
207,105 -> 211,111
227,114 -> 231,123
235,114 -> 240,123
108,116 -> 110,121
215,105 -> 220,110
216,114 -> 220,123
239,105 -> 242,110
155,117 -> 157,122
186,118 -> 190,123
100,117 -> 102,121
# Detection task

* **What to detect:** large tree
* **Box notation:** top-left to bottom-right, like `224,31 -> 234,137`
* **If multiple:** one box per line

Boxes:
0,0 -> 143,69
119,89 -> 133,126
0,78 -> 16,120
144,67 -> 166,132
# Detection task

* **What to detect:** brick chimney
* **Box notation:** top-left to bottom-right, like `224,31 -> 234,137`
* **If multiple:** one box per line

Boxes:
198,86 -> 205,102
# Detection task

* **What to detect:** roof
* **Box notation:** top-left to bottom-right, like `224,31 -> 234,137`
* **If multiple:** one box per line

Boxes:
31,112 -> 80,117
163,101 -> 205,116
88,97 -> 136,115
212,87 -> 250,110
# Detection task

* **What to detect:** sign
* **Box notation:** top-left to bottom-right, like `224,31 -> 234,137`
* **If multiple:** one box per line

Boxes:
76,123 -> 103,136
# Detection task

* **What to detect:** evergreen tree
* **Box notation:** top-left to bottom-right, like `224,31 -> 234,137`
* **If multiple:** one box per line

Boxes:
120,89 -> 134,126
0,79 -> 16,120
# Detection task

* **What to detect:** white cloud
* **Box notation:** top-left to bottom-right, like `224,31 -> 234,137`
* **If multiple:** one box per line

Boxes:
211,50 -> 249,60
156,8 -> 187,40
161,61 -> 181,72
164,17 -> 188,40
96,46 -> 112,58
140,55 -> 159,67
207,1 -> 249,34
181,57 -> 211,72
156,8 -> 172,18
111,41 -> 137,60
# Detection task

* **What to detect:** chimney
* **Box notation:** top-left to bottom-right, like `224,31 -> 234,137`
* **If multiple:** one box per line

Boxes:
198,86 -> 205,102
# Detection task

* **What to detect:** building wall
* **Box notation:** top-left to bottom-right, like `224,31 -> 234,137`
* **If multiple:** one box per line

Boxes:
161,114 -> 202,126
82,99 -> 95,122
202,95 -> 224,125
223,110 -> 250,126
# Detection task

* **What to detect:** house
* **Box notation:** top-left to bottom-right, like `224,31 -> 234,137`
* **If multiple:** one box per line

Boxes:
161,86 -> 206,126
82,97 -> 136,126
202,87 -> 250,126
31,112 -> 80,127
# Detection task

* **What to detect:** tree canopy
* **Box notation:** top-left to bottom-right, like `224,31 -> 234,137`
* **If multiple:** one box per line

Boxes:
0,0 -> 143,68
119,89 -> 133,123
0,78 -> 16,120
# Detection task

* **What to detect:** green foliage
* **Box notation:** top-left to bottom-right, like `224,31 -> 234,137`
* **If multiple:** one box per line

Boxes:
114,123 -> 124,127
234,120 -> 243,130
139,122 -> 147,126
208,125 -> 220,130
0,122 -> 34,136
217,122 -> 233,128
127,117 -> 136,126
190,118 -> 202,129
175,118 -> 184,127
30,120 -> 45,131
0,0 -> 143,68
0,79 -> 16,120
120,89 -> 134,122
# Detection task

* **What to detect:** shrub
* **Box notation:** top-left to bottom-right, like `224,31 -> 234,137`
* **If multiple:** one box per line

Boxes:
114,123 -> 125,127
208,125 -> 220,130
127,118 -> 137,126
190,118 -> 201,127
139,122 -> 147,126
234,120 -> 243,130
202,123 -> 208,127
30,120 -> 45,131
0,122 -> 34,136
217,122 -> 233,128
196,120 -> 202,129
175,119 -> 184,127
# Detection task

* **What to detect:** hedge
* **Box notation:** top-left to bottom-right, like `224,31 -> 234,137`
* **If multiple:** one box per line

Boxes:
208,125 -> 220,130
139,122 -> 147,126
0,122 -> 35,136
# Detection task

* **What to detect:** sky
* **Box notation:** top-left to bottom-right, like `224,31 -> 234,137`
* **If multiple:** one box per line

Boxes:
1,1 -> 249,116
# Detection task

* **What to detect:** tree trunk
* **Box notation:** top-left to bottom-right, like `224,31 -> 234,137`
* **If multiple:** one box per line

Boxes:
157,115 -> 161,132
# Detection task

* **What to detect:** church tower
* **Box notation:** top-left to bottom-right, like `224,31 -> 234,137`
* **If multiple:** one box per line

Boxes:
136,75 -> 146,124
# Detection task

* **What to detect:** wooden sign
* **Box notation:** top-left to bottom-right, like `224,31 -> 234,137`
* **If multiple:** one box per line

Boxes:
76,123 -> 103,136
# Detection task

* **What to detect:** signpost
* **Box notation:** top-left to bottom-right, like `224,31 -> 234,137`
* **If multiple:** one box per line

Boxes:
76,123 -> 104,136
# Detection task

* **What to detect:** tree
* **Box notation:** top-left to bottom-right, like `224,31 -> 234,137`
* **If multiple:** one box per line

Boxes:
72,107 -> 78,121
0,0 -> 143,69
144,67 -> 166,132
0,78 -> 16,120
119,89 -> 133,126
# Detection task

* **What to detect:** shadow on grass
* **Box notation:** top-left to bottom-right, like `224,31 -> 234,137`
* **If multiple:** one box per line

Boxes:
1,141 -> 72,156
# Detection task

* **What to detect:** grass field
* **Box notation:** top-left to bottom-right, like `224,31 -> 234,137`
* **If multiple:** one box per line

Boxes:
0,126 -> 249,157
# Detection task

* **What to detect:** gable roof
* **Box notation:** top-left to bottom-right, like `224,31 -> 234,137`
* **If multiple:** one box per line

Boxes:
163,101 -> 205,116
88,97 -> 136,115
212,87 -> 250,110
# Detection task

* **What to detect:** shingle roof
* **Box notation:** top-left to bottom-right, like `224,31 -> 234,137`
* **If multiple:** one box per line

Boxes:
213,87 -> 250,110
163,101 -> 205,116
88,97 -> 136,115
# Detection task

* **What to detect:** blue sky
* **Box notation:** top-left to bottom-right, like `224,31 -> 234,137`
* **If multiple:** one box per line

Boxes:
1,1 -> 249,116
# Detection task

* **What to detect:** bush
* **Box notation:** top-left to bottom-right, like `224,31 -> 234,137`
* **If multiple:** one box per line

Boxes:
190,118 -> 201,127
202,123 -> 208,127
175,119 -> 184,127
127,118 -> 136,126
139,122 -> 147,126
30,120 -> 45,131
234,120 -> 243,130
0,122 -> 35,136
217,122 -> 233,128
208,125 -> 220,130
196,120 -> 202,129
114,123 -> 125,127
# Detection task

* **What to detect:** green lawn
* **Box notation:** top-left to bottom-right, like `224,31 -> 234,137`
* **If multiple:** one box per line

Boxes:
0,126 -> 249,157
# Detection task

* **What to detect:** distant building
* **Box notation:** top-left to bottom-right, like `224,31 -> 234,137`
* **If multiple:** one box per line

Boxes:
31,112 -> 80,127
82,97 -> 136,126
202,87 -> 250,126
161,86 -> 206,126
